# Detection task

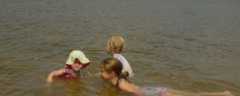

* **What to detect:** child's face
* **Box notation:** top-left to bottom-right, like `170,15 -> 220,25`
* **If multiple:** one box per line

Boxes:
101,70 -> 115,80
71,59 -> 83,71
71,63 -> 82,71
105,45 -> 113,54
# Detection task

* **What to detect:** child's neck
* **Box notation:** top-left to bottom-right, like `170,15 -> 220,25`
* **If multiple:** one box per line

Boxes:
112,53 -> 121,55
112,51 -> 121,54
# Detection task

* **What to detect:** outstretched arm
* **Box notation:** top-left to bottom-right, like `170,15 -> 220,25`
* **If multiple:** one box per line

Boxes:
46,68 -> 66,83
118,79 -> 143,96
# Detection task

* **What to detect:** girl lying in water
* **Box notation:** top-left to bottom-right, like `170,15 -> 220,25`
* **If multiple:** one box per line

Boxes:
47,50 -> 90,83
100,58 -> 234,96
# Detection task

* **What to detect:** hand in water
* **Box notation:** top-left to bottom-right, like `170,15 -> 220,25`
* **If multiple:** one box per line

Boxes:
81,72 -> 101,78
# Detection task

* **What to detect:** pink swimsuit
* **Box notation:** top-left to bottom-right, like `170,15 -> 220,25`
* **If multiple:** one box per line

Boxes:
58,65 -> 78,80
57,63 -> 89,80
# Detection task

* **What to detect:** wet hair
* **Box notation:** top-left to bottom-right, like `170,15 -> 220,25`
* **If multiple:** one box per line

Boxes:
106,36 -> 125,53
101,58 -> 128,79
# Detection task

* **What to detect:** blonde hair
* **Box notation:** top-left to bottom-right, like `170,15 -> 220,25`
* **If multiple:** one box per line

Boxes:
106,36 -> 125,53
101,58 -> 128,79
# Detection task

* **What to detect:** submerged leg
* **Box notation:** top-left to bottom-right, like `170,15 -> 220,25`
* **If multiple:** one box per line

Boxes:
167,89 -> 199,96
167,89 -> 233,96
199,91 -> 234,96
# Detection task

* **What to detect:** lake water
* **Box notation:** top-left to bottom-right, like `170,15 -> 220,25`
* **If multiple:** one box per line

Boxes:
0,0 -> 240,96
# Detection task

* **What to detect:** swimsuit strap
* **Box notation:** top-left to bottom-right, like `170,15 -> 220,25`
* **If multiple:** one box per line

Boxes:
115,77 -> 128,89
116,78 -> 120,88
115,77 -> 123,89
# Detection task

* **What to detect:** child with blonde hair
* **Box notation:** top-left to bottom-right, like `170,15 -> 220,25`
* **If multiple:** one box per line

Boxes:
100,58 -> 233,96
106,36 -> 134,78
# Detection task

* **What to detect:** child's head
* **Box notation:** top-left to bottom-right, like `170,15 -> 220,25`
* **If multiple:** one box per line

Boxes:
101,58 -> 123,80
106,36 -> 125,54
66,50 -> 90,71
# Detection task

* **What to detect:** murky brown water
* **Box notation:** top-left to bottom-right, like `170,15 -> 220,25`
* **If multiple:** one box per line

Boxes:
0,0 -> 240,96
